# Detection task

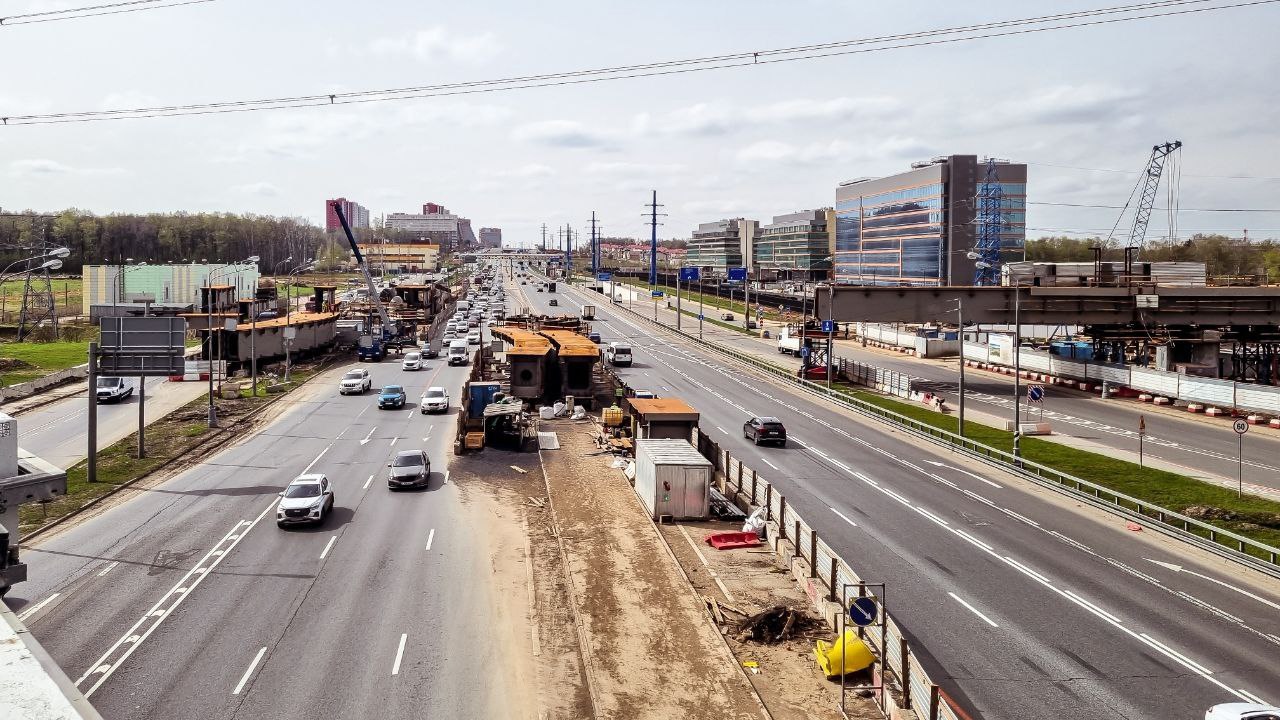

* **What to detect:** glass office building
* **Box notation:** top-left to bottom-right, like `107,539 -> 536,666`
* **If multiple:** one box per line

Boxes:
755,210 -> 832,277
687,218 -> 759,273
834,155 -> 1026,286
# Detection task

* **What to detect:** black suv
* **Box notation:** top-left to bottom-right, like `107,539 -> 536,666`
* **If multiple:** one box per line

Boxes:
743,416 -> 787,447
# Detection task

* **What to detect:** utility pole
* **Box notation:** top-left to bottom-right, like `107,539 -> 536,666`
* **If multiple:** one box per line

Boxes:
648,191 -> 659,289
87,342 -> 98,482
564,224 -> 572,277
954,297 -> 966,437
1013,284 -> 1022,464
540,224 -> 548,252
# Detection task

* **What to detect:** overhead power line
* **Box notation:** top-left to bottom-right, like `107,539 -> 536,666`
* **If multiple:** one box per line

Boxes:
2,0 -> 1275,124
1030,201 -> 1280,212
1026,161 -> 1280,181
0,0 -> 215,26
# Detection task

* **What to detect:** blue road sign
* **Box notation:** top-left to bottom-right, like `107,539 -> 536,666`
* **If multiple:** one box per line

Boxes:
727,267 -> 747,282
679,267 -> 701,282
698,313 -> 705,320
800,347 -> 811,358
597,272 -> 612,282
849,596 -> 878,627
821,319 -> 836,334
651,290 -> 664,298
1028,385 -> 1044,403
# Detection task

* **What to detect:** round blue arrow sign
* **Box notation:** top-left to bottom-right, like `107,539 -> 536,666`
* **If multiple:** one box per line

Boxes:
849,596 -> 878,627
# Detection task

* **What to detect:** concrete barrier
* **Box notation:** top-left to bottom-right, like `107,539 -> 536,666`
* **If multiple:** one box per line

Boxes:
0,363 -> 89,403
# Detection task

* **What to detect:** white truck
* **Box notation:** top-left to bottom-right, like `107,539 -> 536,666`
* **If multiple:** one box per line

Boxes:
447,339 -> 469,366
777,325 -> 804,355
95,377 -> 134,403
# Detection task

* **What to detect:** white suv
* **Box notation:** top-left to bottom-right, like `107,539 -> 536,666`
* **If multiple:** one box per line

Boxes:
276,474 -> 334,527
420,386 -> 449,414
339,369 -> 372,394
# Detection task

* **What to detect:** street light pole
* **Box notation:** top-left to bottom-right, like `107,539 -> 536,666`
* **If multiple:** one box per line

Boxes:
1013,283 -> 1022,464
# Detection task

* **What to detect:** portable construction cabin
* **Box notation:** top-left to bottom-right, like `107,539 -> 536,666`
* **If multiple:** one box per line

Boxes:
634,439 -> 712,520
627,398 -> 700,442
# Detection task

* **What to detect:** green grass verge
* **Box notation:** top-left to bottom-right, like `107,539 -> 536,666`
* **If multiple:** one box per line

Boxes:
827,383 -> 1280,552
0,340 -> 91,386
614,277 -> 789,322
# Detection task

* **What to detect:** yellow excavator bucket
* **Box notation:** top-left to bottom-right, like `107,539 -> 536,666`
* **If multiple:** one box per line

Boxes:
814,630 -> 875,679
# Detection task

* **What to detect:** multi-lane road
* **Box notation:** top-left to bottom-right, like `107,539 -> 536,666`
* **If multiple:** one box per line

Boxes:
7,315 -> 538,719
607,283 -> 1280,490
517,271 -> 1280,720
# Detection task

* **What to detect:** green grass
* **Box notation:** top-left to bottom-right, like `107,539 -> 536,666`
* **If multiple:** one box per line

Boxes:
0,339 -> 91,386
613,277 -> 790,322
829,383 -> 1280,551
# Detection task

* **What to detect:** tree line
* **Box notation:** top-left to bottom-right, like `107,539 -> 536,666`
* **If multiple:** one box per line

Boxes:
0,209 -> 389,275
1025,234 -> 1280,282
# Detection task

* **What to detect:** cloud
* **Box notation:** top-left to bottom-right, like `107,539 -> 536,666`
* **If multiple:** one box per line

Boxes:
632,96 -> 900,137
999,84 -> 1146,126
491,164 -> 556,179
367,27 -> 500,64
511,120 -> 613,148
735,135 -> 935,168
100,91 -> 163,110
233,182 -> 281,197
681,199 -> 753,216
8,158 -> 126,178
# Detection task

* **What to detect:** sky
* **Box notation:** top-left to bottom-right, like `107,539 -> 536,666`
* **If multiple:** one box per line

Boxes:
3,0 -> 1279,247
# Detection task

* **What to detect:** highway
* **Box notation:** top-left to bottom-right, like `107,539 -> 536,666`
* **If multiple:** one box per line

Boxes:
517,271 -> 1280,720
15,376 -> 209,471
6,318 -> 537,719
604,282 -> 1280,491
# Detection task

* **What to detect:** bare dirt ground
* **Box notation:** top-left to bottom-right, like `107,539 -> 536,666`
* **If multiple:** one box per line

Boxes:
661,520 -> 882,720
537,418 -> 768,720
452,449 -> 593,720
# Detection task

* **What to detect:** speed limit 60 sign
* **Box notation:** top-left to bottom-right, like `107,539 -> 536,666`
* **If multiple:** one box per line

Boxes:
1233,418 -> 1249,434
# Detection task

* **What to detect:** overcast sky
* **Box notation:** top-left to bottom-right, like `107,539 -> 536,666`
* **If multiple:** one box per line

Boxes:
3,0 -> 1279,246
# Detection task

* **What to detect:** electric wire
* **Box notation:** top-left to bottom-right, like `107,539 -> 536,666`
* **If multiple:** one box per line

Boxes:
2,0 -> 1275,124
1,0 -> 214,26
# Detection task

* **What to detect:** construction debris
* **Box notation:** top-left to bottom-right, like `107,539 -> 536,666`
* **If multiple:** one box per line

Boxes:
511,465 -> 529,474
737,605 -> 818,644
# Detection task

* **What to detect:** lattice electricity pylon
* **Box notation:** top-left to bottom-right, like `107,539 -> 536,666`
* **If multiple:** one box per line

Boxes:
972,158 -> 1007,286
17,263 -> 59,340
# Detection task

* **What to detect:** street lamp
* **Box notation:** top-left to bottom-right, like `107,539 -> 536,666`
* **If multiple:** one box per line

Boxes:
284,259 -> 315,381
205,257 -> 257,426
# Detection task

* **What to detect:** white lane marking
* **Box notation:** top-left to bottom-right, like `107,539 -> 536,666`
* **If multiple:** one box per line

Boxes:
360,427 -> 377,445
444,471 -> 450,485
830,507 -> 858,528
425,529 -> 436,551
1145,559 -> 1280,612
406,411 -> 413,419
231,647 -> 267,695
760,458 -> 778,470
303,447 -> 329,473
96,561 -> 120,577
948,591 -> 999,628
334,427 -> 348,441
1239,689 -> 1267,704
362,474 -> 373,490
320,535 -> 338,560
391,633 -> 408,676
425,426 -> 433,440
390,436 -> 400,446
660,385 -> 670,392
716,426 -> 728,434
77,501 -> 275,697
16,593 -> 60,622
924,460 -> 1003,489
357,405 -> 370,418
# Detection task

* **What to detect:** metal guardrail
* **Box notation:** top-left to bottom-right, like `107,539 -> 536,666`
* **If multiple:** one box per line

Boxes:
591,283 -> 1280,579
702,436 -> 960,720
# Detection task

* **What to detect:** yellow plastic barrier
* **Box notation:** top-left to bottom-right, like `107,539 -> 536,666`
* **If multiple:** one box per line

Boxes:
814,630 -> 875,679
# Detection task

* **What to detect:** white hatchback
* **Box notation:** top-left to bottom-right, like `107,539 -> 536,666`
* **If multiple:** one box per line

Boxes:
401,352 -> 423,371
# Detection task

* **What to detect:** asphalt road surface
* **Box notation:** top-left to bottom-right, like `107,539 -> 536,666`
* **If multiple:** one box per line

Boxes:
609,283 -> 1280,491
5,321 -> 531,719
520,272 -> 1280,720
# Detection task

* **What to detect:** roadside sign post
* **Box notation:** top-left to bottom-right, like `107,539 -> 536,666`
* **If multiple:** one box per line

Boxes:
87,342 -> 98,483
821,319 -> 836,389
96,317 -> 188,468
1028,384 -> 1044,421
1138,415 -> 1146,467
1234,418 -> 1248,497
839,582 -> 886,715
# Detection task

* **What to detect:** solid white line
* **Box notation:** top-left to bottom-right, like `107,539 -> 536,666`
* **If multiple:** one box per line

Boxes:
425,528 -> 436,551
391,633 -> 408,676
319,535 -> 337,560
715,426 -> 728,434
948,591 -> 999,628
830,507 -> 858,528
1238,689 -> 1267,704
760,458 -> 778,470
302,446 -> 329,473
16,593 -> 60,622
334,427 -> 348,441
231,647 -> 267,695
96,561 -> 120,577
406,410 -> 413,419
444,471 -> 450,485
362,474 -> 373,490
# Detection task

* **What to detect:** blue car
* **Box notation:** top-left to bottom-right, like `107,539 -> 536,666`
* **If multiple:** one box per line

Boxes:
588,332 -> 602,343
378,385 -> 407,409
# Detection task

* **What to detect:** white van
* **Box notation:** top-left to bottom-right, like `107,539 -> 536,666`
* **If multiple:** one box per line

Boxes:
447,339 -> 469,366
606,342 -> 633,367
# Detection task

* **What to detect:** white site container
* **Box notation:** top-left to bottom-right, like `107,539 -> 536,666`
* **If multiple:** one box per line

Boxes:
634,439 -> 713,521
